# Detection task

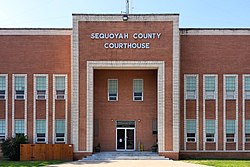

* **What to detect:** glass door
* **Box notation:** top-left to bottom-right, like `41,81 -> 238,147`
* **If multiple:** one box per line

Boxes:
116,128 -> 135,151
126,129 -> 135,150
116,121 -> 135,151
117,129 -> 125,150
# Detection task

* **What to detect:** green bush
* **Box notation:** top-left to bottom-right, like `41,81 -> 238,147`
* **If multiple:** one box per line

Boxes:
1,134 -> 28,161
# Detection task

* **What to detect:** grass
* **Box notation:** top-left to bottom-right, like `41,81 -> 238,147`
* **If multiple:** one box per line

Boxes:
183,159 -> 250,167
0,160 -> 64,167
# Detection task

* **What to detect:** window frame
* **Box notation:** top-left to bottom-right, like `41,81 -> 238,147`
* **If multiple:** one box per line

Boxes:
35,75 -> 47,100
226,120 -> 236,143
185,75 -> 197,100
55,119 -> 65,143
54,75 -> 66,100
0,120 -> 5,142
14,75 -> 26,100
245,120 -> 250,142
244,75 -> 250,100
0,75 -> 7,100
225,75 -> 237,100
186,119 -> 197,142
108,79 -> 118,101
133,79 -> 143,101
14,119 -> 25,136
204,75 -> 216,100
35,119 -> 46,143
205,119 -> 215,143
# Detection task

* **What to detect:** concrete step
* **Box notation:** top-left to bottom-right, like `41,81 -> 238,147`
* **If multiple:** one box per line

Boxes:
81,152 -> 169,161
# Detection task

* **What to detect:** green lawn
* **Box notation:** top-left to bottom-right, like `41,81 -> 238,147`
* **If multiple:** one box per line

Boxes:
0,160 -> 64,167
183,160 -> 250,167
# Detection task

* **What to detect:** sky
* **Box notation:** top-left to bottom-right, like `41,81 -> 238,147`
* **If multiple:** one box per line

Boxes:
0,0 -> 250,28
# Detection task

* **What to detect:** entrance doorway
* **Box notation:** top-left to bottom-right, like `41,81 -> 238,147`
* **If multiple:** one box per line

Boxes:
116,121 -> 135,151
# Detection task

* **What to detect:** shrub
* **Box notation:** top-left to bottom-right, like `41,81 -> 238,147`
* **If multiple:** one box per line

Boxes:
1,134 -> 28,161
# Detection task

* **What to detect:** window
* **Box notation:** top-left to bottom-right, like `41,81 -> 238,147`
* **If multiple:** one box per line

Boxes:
225,76 -> 236,99
108,79 -> 118,101
15,76 -> 25,100
55,76 -> 65,100
55,120 -> 65,143
186,76 -> 197,99
206,120 -> 215,142
226,120 -> 235,142
0,120 -> 5,142
205,76 -> 216,99
245,76 -> 250,99
15,119 -> 24,136
36,76 -> 46,100
0,76 -> 6,100
36,120 -> 46,143
245,120 -> 250,142
186,120 -> 196,142
133,79 -> 143,101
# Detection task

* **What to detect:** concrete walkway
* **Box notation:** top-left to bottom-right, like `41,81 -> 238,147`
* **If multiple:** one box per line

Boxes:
48,160 -> 209,167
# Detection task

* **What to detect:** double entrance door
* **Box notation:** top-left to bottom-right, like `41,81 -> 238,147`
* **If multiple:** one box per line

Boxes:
116,128 -> 135,151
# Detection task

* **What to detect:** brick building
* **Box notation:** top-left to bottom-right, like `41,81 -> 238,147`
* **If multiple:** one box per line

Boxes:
0,14 -> 250,159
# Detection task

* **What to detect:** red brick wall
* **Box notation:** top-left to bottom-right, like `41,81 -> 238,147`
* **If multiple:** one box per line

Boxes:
36,101 -> 46,119
181,35 -> 250,152
94,70 -> 157,151
205,101 -> 216,119
0,101 -> 5,118
78,21 -> 174,151
0,35 -> 71,143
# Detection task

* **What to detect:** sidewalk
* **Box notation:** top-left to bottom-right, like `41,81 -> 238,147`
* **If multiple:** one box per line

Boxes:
48,160 -> 209,167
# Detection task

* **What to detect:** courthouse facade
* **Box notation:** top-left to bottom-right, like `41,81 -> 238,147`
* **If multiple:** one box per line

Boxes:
0,14 -> 250,159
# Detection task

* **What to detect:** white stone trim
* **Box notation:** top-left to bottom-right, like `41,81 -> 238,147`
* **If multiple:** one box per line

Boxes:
12,75 -> 14,137
53,74 -> 68,144
33,74 -> 48,143
72,14 -> 179,22
203,75 -> 205,150
85,61 -> 165,152
196,74 -> 200,150
180,29 -> 250,36
0,29 -> 71,35
65,75 -> 68,144
72,15 -> 79,151
196,75 -> 199,151
223,74 -> 238,151
5,74 -> 8,139
184,74 -> 198,150
12,74 -> 27,136
52,75 -> 55,143
72,14 -> 179,152
242,74 -> 250,150
215,75 -> 219,151
172,14 -> 180,152
184,76 -> 187,150
202,74 -> 218,150
0,74 -> 8,139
